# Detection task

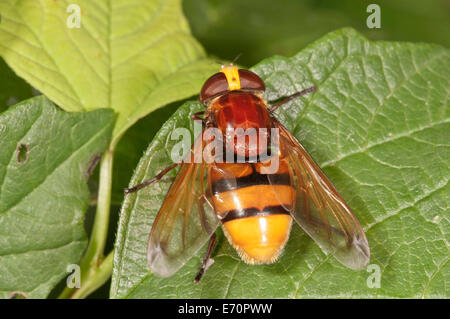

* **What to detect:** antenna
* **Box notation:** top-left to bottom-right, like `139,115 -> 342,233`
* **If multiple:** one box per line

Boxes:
231,53 -> 243,65
216,53 -> 243,69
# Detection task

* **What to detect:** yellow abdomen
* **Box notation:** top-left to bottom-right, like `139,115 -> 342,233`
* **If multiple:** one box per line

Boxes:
222,214 -> 292,264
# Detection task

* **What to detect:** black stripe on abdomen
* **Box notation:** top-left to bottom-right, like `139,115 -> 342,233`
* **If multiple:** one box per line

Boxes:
221,205 -> 292,223
212,172 -> 290,194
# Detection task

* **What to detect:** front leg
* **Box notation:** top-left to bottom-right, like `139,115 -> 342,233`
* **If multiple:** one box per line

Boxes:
270,85 -> 317,112
124,163 -> 180,194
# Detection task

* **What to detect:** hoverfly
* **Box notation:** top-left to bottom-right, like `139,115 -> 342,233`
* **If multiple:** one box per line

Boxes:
125,66 -> 370,282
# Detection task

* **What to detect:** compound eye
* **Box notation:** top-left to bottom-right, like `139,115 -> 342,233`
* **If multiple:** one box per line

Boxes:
238,69 -> 265,92
200,72 -> 229,102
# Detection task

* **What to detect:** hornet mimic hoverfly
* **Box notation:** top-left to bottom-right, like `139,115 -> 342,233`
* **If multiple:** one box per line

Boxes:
125,66 -> 370,282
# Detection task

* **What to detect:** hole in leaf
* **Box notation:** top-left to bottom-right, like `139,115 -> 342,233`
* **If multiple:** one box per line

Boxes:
16,143 -> 29,164
9,291 -> 29,299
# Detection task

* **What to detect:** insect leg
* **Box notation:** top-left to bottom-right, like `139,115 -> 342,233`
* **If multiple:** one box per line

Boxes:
194,233 -> 217,283
270,85 -> 317,112
194,193 -> 217,283
124,163 -> 180,194
191,111 -> 205,122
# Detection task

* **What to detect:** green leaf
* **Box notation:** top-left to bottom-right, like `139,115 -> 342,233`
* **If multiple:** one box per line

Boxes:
0,0 -> 219,147
0,96 -> 115,298
112,28 -> 449,298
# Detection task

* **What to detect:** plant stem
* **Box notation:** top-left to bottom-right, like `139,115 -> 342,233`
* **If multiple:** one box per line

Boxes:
85,149 -> 114,265
58,150 -> 114,299
58,250 -> 114,299
71,251 -> 114,299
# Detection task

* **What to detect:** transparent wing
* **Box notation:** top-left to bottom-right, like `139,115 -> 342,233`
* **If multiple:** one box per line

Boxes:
147,136 -> 220,277
271,119 -> 370,270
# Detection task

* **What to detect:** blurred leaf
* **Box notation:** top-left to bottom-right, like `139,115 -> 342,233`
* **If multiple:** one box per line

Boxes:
0,57 -> 34,113
0,0 -> 219,146
0,96 -> 115,298
184,0 -> 450,66
111,28 -> 449,298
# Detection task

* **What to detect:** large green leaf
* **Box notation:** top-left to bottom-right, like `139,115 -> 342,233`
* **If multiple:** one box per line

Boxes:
0,96 -> 115,298
112,28 -> 449,298
0,0 -> 218,146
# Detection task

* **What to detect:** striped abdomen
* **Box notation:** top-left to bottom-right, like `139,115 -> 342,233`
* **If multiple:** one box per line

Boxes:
209,160 -> 295,264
